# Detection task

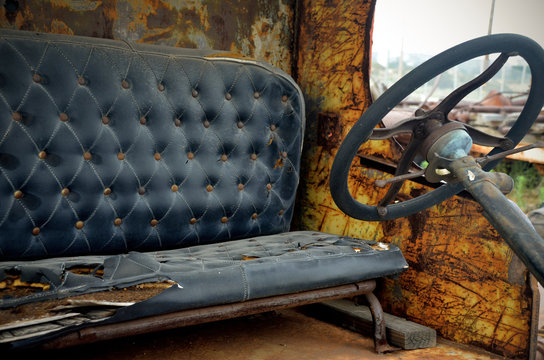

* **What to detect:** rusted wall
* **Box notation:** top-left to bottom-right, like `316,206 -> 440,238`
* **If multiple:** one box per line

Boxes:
294,0 -> 534,358
0,0 -> 295,74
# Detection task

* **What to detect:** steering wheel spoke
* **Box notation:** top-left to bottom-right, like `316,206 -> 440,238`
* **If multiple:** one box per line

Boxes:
463,123 -> 514,149
431,53 -> 510,116
369,117 -> 420,140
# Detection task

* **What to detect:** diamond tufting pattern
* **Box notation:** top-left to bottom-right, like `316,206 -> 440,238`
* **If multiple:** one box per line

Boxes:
0,30 -> 304,259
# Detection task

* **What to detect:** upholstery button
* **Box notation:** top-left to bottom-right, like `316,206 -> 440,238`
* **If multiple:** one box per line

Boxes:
282,95 -> 288,102
75,221 -> 84,229
174,119 -> 181,127
59,113 -> 69,122
154,152 -> 161,161
266,183 -> 272,190
61,188 -> 70,196
254,92 -> 260,99
158,83 -> 165,92
101,116 -> 110,125
238,183 -> 244,191
150,219 -> 159,227
270,124 -> 276,131
251,213 -> 258,220
38,151 -> 47,159
237,121 -> 244,129
122,80 -> 130,89
190,218 -> 197,225
117,152 -> 125,161
83,152 -> 92,160
138,186 -> 146,195
220,154 -> 228,162
32,227 -> 40,236
104,187 -> 112,196
250,153 -> 257,161
187,152 -> 194,160
203,120 -> 210,128
281,151 -> 288,158
206,184 -> 213,192
140,117 -> 147,125
14,190 -> 23,199
221,216 -> 228,223
78,76 -> 86,86
225,93 -> 232,100
114,218 -> 122,226
32,73 -> 41,83
12,112 -> 22,122
171,184 -> 179,192
192,89 -> 198,97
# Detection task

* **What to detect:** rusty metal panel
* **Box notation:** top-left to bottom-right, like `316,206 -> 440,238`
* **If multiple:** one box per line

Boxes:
0,0 -> 295,74
294,0 -> 534,358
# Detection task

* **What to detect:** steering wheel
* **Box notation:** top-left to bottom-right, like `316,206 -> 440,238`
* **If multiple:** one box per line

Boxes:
330,34 -> 544,221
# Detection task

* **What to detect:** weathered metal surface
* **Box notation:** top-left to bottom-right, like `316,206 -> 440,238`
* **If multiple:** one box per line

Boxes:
295,0 -> 534,358
0,0 -> 295,74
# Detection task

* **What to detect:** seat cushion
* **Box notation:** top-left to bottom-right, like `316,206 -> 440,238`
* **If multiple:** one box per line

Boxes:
1,231 -> 407,311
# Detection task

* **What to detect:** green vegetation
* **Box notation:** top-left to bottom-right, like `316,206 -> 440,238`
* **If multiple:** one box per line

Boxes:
494,160 -> 544,212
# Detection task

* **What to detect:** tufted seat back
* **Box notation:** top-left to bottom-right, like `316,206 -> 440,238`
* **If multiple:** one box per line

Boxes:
0,30 -> 305,259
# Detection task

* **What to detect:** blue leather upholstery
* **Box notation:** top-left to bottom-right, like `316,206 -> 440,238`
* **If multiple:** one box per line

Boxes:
0,30 -> 304,259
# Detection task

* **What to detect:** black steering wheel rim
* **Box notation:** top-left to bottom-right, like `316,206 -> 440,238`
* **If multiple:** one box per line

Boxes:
330,33 -> 544,221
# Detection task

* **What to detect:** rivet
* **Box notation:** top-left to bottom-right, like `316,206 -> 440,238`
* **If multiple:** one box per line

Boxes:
203,120 -> 210,128
225,93 -> 232,100
253,92 -> 260,99
138,186 -> 146,195
221,216 -> 228,223
104,187 -> 112,196
122,80 -> 130,89
38,151 -> 47,159
266,183 -> 272,190
221,154 -> 228,162
282,95 -> 288,102
192,89 -> 198,98
14,190 -> 23,199
117,152 -> 125,161
279,209 -> 284,216
114,218 -> 122,226
171,184 -> 179,192
187,152 -> 194,160
78,76 -> 86,86
206,184 -> 214,192
281,151 -> 288,158
238,183 -> 244,191
59,113 -> 69,122
75,221 -> 84,229
32,227 -> 40,236
251,213 -> 258,220
174,119 -> 181,127
237,121 -> 244,129
250,153 -> 257,161
12,112 -> 22,122
158,83 -> 165,92
190,218 -> 197,225
140,117 -> 147,125
154,152 -> 161,161
150,219 -> 159,227
270,124 -> 276,131
32,73 -> 41,83
83,152 -> 92,161
101,116 -> 110,125
61,188 -> 70,196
